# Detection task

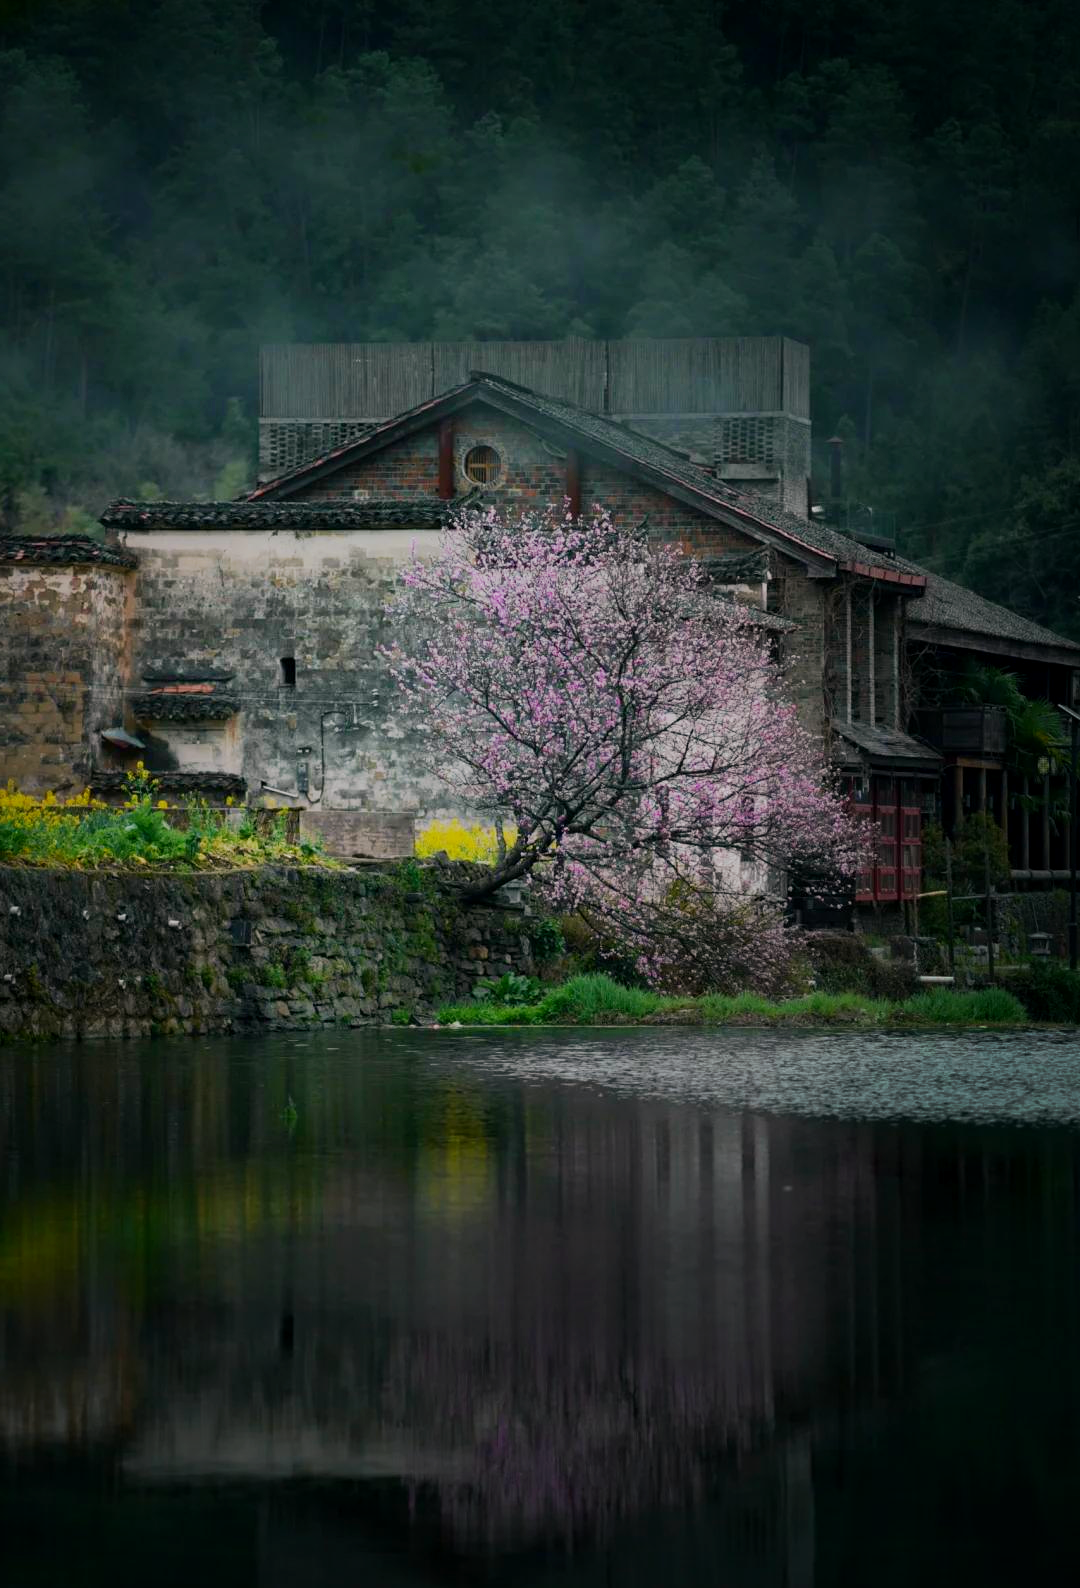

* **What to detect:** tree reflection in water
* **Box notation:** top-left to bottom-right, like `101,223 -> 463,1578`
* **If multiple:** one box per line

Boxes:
1,1032 -> 1079,1583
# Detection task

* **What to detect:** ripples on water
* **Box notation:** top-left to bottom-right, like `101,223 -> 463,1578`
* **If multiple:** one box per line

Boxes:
434,1024 -> 1080,1126
1,1027 -> 1079,1585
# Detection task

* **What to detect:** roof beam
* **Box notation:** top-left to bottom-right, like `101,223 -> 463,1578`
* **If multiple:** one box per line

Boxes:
907,621 -> 1080,670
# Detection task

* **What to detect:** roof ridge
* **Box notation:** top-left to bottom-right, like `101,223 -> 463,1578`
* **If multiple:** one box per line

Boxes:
469,368 -> 704,465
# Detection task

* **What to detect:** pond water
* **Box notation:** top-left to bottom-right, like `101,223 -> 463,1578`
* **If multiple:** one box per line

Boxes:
2,1028 -> 1080,1585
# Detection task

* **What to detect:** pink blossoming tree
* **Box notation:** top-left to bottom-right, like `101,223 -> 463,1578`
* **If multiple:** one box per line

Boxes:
386,504 -> 865,992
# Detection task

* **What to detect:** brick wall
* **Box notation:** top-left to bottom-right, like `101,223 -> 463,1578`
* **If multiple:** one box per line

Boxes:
297,427 -> 439,499
580,457 -> 762,549
770,554 -> 828,743
850,583 -> 874,722
0,563 -> 131,794
294,410 -> 565,508
873,594 -> 901,727
293,408 -> 766,549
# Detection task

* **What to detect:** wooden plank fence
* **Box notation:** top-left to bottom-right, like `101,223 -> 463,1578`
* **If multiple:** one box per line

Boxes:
260,336 -> 810,422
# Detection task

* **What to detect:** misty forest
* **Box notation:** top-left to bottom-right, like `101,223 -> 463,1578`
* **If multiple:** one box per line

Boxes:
3,0 -> 1080,637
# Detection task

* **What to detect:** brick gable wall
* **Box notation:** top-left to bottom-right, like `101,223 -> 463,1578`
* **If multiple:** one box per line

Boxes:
291,406 -> 764,556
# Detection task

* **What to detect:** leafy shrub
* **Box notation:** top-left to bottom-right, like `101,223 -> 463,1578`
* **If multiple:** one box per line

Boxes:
0,772 -> 330,871
555,912 -> 650,988
472,972 -> 541,1006
867,958 -> 919,1000
393,857 -> 424,892
440,973 -> 664,1025
804,930 -> 874,992
805,931 -> 919,999
1008,962 -> 1080,1023
529,915 -> 566,964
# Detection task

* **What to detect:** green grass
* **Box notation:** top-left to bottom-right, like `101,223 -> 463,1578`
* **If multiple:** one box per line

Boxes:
437,973 -> 664,1026
698,990 -> 892,1024
436,974 -> 1029,1029
892,986 -> 1025,1025
538,974 -> 664,1022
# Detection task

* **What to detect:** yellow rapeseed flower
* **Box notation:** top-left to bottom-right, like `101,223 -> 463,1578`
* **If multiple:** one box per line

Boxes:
415,819 -> 518,864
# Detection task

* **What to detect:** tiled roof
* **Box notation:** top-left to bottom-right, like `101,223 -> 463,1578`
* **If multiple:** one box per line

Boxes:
247,371 -> 918,577
831,719 -> 942,771
0,533 -> 137,569
131,683 -> 240,722
700,548 -> 771,583
89,770 -> 247,798
100,498 -> 456,531
468,371 -> 875,565
725,599 -> 794,633
898,557 -> 1080,654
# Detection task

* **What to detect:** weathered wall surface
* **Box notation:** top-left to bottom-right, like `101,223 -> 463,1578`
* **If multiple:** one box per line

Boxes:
0,863 -> 534,1042
0,562 -> 131,795
123,525 -> 445,814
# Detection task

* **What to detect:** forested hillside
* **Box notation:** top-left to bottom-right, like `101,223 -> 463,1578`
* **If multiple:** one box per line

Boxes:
3,0 -> 1080,634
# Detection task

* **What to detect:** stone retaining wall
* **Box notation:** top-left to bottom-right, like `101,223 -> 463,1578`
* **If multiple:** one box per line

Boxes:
0,863 -> 533,1042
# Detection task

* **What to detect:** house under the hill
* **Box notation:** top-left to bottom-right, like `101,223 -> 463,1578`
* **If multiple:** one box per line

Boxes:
2,337 -> 1076,909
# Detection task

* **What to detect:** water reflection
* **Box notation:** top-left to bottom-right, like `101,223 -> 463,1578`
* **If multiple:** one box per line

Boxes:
2,1032 -> 1080,1583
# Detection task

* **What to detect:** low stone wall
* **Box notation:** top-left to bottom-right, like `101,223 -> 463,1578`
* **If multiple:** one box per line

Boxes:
0,863 -> 533,1041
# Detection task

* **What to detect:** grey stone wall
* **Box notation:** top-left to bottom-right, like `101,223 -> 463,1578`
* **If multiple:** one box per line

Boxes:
0,864 -> 535,1042
123,527 -> 449,815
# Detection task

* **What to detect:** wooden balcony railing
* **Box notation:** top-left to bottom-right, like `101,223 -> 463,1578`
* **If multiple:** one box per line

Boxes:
913,705 -> 1009,759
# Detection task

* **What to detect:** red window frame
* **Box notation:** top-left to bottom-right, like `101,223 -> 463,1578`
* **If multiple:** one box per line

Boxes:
845,775 -> 924,904
847,776 -> 875,902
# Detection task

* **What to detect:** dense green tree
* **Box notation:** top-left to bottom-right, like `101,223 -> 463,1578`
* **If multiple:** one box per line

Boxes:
1,0 -> 1080,636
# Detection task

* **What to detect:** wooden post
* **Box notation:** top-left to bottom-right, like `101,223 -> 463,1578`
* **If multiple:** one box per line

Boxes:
1000,768 -> 1008,836
984,842 -> 995,983
954,763 -> 964,832
845,584 -> 853,723
978,765 -> 987,815
945,837 -> 956,977
1022,775 -> 1030,870
437,418 -> 455,500
1070,714 -> 1079,972
566,447 -> 581,519
1043,773 -> 1052,870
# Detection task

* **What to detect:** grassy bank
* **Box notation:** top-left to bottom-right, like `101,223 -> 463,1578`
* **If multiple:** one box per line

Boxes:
436,974 -> 1027,1029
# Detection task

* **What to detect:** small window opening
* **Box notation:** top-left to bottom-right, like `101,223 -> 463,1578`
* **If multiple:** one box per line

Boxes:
280,656 -> 296,688
464,444 -> 500,485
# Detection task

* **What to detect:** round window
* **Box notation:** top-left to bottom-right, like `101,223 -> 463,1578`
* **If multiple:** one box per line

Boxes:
463,444 -> 501,485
